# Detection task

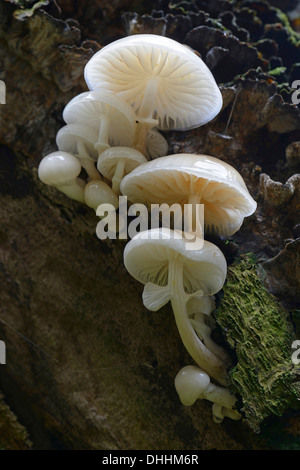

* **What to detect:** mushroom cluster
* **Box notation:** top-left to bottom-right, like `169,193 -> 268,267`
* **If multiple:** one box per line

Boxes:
38,34 -> 257,424
38,34 -> 222,210
122,154 -> 256,423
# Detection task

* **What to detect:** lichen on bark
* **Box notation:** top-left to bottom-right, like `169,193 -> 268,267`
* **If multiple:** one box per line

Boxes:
215,254 -> 300,433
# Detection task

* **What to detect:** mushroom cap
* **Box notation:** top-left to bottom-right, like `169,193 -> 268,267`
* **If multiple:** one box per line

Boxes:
174,365 -> 211,406
56,123 -> 99,160
187,294 -> 216,316
84,180 -> 119,210
97,147 -> 147,181
84,34 -> 222,131
120,153 -> 257,236
62,91 -> 136,148
38,151 -> 82,186
123,227 -> 227,295
145,128 -> 168,160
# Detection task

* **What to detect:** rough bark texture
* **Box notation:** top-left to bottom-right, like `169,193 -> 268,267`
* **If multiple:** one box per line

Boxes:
215,255 -> 300,433
0,0 -> 300,450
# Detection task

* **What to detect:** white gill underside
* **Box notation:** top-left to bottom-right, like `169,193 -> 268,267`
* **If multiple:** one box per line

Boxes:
86,45 -> 222,130
124,173 -> 246,234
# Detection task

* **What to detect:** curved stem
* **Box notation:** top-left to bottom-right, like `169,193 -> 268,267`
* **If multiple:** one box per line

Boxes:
77,139 -> 101,180
133,117 -> 158,156
58,178 -> 85,203
111,159 -> 126,195
212,402 -> 240,422
94,114 -> 111,154
203,383 -> 238,410
190,314 -> 231,364
168,259 -> 228,386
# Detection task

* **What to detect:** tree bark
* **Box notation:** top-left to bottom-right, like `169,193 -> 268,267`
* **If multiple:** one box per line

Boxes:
0,0 -> 299,450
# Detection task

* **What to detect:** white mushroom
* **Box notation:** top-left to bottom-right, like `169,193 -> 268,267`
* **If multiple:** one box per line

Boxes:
56,123 -> 100,180
97,146 -> 147,195
211,403 -> 241,423
62,90 -> 137,155
84,180 -> 119,212
145,128 -> 168,160
84,180 -> 121,238
84,34 -> 222,154
174,365 -> 241,422
120,153 -> 257,237
187,293 -> 231,363
123,227 -> 228,385
38,151 -> 85,203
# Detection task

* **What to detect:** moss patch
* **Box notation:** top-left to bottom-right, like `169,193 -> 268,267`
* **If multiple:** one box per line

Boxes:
0,391 -> 32,450
215,254 -> 300,433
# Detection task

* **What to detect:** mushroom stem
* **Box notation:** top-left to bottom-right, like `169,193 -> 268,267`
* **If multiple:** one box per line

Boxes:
187,193 -> 202,234
133,79 -> 161,154
190,313 -> 231,363
212,403 -> 241,423
204,382 -> 237,410
139,78 -> 159,120
133,117 -> 158,156
111,158 -> 126,195
174,365 -> 240,422
186,179 -> 210,234
168,259 -> 228,386
94,114 -> 111,154
77,139 -> 101,180
58,179 -> 86,202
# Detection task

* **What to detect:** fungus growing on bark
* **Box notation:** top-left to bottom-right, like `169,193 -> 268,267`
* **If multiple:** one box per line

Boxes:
123,227 -> 228,385
97,146 -> 147,195
62,90 -> 137,155
145,128 -> 168,160
38,151 -> 85,203
187,294 -> 230,363
56,123 -> 100,181
174,365 -> 240,423
84,180 -> 119,212
120,153 -> 257,237
84,34 -> 222,154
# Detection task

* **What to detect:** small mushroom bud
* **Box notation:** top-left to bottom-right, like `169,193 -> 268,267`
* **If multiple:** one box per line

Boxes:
38,151 -> 85,203
174,365 -> 240,423
84,180 -> 119,212
97,147 -> 147,195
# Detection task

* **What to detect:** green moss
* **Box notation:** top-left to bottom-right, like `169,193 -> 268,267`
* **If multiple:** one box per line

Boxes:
275,10 -> 300,48
0,391 -> 32,450
215,254 -> 300,433
9,0 -> 50,20
268,66 -> 287,77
